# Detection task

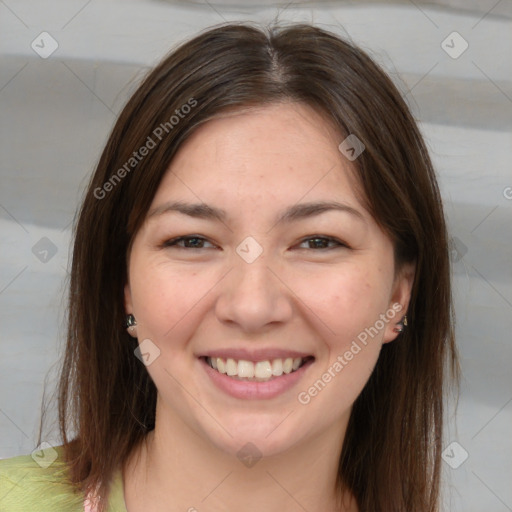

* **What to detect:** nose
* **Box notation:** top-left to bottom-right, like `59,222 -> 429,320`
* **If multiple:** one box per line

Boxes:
214,250 -> 293,334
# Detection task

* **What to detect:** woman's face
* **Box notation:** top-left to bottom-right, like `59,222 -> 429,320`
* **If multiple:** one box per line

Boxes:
125,102 -> 414,457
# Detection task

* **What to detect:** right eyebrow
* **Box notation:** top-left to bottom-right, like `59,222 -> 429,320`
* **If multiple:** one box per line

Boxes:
147,199 -> 367,225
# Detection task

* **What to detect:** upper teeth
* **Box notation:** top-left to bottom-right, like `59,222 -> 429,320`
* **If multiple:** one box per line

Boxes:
207,357 -> 304,379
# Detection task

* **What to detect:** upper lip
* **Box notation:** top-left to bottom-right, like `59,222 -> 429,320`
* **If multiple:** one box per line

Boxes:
199,348 -> 314,362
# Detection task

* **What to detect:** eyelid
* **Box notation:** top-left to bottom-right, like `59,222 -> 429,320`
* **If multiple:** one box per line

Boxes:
162,235 -> 216,249
162,235 -> 349,250
295,235 -> 349,250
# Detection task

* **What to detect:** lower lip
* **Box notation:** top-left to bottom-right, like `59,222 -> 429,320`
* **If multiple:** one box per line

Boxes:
199,357 -> 314,400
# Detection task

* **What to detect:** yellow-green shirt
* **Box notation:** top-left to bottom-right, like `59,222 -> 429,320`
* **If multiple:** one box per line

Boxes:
0,445 -> 127,512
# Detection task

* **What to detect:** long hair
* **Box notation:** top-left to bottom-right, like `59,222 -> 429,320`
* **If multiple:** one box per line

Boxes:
46,21 -> 459,511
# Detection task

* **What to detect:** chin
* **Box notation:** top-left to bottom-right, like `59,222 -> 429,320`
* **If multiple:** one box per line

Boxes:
198,412 -> 304,460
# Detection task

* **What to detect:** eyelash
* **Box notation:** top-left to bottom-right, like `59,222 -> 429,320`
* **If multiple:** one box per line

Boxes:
162,235 -> 348,251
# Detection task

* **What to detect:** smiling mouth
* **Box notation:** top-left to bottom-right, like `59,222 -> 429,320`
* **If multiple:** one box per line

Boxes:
200,356 -> 315,382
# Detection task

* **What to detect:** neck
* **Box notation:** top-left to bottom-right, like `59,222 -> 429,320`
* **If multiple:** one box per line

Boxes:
123,399 -> 357,512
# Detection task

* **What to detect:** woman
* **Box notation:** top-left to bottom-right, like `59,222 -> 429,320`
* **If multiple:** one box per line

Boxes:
0,21 -> 459,512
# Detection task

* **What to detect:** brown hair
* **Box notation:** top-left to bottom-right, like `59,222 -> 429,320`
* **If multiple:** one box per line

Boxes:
44,21 -> 459,511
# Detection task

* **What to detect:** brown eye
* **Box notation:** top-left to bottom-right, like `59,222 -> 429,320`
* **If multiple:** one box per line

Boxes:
297,236 -> 348,250
163,236 -> 215,249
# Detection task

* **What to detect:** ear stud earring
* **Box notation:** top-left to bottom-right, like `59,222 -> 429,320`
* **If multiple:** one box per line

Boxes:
125,314 -> 137,335
393,315 -> 408,334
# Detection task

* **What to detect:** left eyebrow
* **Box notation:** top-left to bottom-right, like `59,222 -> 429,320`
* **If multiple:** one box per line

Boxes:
276,200 -> 366,225
147,200 -> 367,225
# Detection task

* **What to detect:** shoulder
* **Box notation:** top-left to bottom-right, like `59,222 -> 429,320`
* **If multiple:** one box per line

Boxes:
0,445 -> 84,512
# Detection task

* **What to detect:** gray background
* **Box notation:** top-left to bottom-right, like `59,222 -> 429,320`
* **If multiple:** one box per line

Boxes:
1,1 -> 511,511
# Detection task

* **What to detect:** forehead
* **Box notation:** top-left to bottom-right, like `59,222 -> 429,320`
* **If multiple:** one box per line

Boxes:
151,102 -> 366,216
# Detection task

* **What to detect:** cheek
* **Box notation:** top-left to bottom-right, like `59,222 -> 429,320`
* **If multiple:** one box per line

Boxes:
293,262 -> 391,347
130,259 -> 218,342
295,267 -> 390,415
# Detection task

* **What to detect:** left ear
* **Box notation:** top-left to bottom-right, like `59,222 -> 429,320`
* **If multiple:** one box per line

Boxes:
382,260 -> 416,344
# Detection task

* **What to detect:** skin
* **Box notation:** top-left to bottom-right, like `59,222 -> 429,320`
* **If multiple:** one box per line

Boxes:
123,101 -> 415,512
